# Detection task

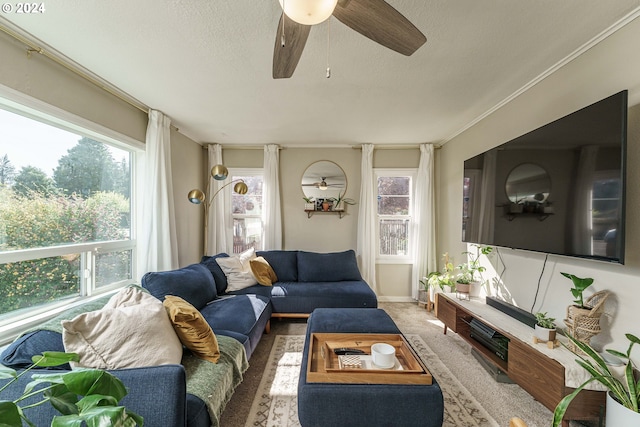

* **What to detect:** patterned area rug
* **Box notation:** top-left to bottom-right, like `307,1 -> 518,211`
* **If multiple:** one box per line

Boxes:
245,335 -> 499,427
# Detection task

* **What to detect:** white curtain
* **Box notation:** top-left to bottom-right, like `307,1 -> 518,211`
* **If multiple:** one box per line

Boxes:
207,144 -> 232,255
571,145 -> 598,254
357,144 -> 377,293
411,144 -> 437,299
136,110 -> 178,279
263,144 -> 282,250
478,150 -> 497,243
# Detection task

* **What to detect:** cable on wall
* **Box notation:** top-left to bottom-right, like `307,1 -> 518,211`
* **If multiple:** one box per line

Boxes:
530,253 -> 549,313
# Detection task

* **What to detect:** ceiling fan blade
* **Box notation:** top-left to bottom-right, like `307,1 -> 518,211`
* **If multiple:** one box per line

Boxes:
273,13 -> 312,79
333,0 -> 426,56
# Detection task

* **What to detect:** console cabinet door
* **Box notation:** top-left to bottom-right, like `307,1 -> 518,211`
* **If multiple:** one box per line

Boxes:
508,339 -> 564,410
436,294 -> 457,333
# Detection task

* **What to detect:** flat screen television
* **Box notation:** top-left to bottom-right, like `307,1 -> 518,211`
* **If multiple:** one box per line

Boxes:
462,90 -> 627,264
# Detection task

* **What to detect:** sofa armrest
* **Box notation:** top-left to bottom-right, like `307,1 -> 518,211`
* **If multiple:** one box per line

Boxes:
0,364 -> 187,427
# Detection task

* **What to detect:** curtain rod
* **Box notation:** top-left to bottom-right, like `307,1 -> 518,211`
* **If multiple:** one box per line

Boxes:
0,20 -> 149,115
351,143 -> 441,150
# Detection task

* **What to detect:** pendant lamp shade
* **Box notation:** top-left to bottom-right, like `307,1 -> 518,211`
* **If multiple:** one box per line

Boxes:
278,0 -> 338,25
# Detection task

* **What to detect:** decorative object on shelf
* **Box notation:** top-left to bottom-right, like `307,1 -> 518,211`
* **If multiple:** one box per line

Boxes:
552,333 -> 640,427
0,351 -> 143,426
303,196 -> 315,211
187,163 -> 248,254
328,191 -> 356,211
560,272 -> 609,353
533,312 -> 558,348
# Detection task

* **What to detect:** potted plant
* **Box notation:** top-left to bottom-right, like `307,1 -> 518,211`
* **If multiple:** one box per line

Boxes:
328,192 -> 356,211
552,333 -> 640,427
561,272 -> 594,319
0,351 -> 143,426
534,311 -> 557,342
418,276 -> 430,308
455,245 -> 493,295
303,196 -> 315,211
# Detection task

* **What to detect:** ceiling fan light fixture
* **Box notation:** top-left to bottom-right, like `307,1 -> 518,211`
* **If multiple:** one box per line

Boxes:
278,0 -> 338,25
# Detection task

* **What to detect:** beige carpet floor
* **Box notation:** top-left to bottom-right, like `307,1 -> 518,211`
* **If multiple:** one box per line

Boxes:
219,302 -> 588,427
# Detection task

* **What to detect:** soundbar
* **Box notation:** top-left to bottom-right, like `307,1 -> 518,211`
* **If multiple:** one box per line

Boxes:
486,296 -> 537,328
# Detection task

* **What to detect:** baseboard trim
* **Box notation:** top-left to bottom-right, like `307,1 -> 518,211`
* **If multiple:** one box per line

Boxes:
377,296 -> 415,303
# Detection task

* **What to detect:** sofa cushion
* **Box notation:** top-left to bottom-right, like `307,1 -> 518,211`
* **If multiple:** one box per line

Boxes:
216,248 -> 258,292
62,287 -> 183,369
297,250 -> 362,282
256,250 -> 298,282
200,253 -> 230,294
163,296 -> 220,363
0,330 -> 67,369
141,263 -> 216,310
250,256 -> 278,286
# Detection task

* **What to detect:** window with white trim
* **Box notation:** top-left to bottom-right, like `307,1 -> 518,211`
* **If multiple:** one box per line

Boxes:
375,169 -> 415,262
230,169 -> 264,254
0,98 -> 137,340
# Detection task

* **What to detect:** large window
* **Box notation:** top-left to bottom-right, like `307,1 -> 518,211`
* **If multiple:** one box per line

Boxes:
376,170 -> 415,261
0,101 -> 136,338
230,170 -> 263,254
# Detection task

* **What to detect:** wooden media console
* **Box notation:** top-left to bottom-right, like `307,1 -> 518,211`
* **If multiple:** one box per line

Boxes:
436,293 -> 605,427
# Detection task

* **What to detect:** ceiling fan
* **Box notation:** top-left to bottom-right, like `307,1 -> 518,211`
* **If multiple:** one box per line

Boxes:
273,0 -> 427,79
302,177 -> 344,190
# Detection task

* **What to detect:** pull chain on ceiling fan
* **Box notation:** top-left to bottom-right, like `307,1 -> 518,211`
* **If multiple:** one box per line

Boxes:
273,0 -> 427,79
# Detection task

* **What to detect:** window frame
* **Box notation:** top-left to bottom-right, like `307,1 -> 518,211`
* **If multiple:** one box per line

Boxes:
374,168 -> 416,264
0,85 -> 141,344
228,168 -> 264,254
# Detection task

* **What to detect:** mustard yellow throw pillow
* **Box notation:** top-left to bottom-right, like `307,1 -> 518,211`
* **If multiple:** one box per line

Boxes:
249,256 -> 278,286
163,295 -> 220,363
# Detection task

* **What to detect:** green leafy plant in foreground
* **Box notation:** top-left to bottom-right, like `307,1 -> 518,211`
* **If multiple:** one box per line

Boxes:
552,333 -> 640,427
0,351 -> 143,427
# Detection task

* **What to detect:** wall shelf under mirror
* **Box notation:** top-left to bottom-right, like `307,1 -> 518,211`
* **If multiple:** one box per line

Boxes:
304,210 -> 345,219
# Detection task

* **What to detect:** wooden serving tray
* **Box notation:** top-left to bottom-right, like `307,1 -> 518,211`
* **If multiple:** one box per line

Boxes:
306,333 -> 433,384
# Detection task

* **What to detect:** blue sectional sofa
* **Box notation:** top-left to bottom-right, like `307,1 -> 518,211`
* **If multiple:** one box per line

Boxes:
1,249 -> 377,427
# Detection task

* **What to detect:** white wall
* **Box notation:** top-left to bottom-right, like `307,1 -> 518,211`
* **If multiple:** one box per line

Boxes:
438,16 -> 640,360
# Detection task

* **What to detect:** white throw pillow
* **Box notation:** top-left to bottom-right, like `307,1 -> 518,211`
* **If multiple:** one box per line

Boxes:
62,286 -> 183,369
215,247 -> 258,292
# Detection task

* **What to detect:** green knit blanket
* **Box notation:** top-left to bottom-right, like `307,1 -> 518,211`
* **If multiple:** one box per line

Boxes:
19,292 -> 249,427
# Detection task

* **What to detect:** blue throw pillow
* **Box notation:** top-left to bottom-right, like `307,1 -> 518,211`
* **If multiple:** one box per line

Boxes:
141,263 -> 216,310
256,250 -> 299,282
1,330 -> 69,369
200,253 -> 230,294
297,250 -> 363,282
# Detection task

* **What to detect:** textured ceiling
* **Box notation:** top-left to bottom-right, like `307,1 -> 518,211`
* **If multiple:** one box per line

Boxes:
3,1 -> 640,146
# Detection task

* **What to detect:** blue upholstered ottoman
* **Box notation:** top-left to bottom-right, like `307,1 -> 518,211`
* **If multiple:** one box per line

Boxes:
298,308 -> 444,427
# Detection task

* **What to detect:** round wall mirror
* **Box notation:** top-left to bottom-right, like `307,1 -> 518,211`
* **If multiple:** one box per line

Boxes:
505,163 -> 551,203
301,161 -> 346,200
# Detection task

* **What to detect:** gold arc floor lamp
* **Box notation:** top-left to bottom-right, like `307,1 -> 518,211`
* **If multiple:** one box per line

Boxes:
187,164 -> 248,255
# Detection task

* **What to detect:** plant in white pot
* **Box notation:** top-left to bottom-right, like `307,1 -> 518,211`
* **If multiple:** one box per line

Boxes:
455,245 -> 493,296
552,333 -> 640,427
303,196 -> 315,211
534,312 -> 557,342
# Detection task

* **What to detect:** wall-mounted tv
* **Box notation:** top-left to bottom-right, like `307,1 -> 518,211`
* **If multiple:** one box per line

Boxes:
463,90 -> 627,264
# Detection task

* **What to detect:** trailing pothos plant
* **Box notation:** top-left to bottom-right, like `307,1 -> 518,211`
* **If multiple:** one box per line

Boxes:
552,333 -> 640,427
0,351 -> 143,427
